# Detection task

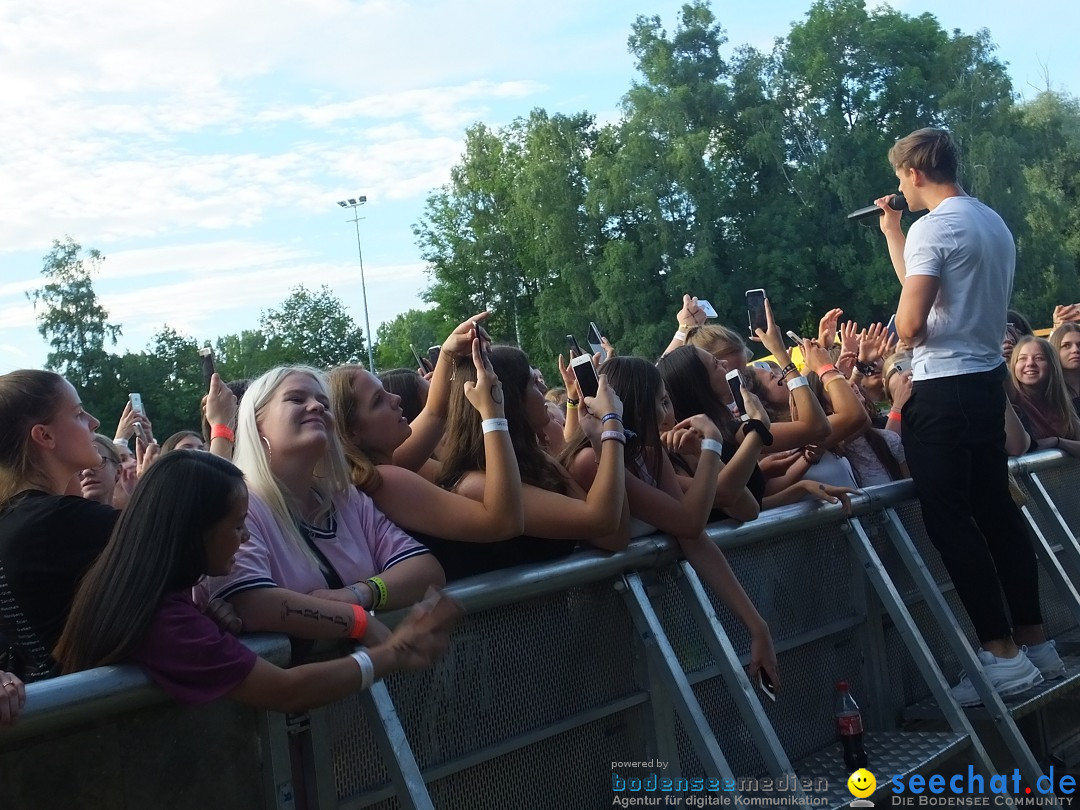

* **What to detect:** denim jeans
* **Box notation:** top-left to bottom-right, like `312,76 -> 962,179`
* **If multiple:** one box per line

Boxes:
901,365 -> 1042,642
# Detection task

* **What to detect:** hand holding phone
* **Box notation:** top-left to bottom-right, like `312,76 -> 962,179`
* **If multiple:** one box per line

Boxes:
746,289 -> 768,337
198,347 -> 216,388
411,344 -> 433,374
570,354 -> 599,400
725,370 -> 749,421
696,299 -> 719,319
587,322 -> 605,357
566,334 -> 584,359
129,393 -> 147,442
758,670 -> 777,701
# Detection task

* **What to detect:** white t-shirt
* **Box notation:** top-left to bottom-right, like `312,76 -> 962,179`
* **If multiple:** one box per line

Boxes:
903,195 -> 1015,381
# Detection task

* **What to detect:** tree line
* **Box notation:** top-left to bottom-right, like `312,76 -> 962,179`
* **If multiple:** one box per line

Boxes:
25,0 -> 1080,437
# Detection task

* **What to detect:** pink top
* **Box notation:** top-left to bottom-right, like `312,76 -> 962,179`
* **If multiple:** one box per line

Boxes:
196,488 -> 430,605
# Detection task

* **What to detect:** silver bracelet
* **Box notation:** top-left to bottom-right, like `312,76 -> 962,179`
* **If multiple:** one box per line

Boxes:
350,649 -> 375,691
347,583 -> 369,607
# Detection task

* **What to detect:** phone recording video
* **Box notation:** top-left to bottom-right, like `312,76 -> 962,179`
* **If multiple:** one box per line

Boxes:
427,345 -> 441,371
129,392 -> 147,441
198,347 -> 216,388
587,322 -> 605,357
886,314 -> 898,343
411,344 -> 433,374
566,334 -> 584,359
570,354 -> 599,400
746,289 -> 768,337
725,369 -> 749,422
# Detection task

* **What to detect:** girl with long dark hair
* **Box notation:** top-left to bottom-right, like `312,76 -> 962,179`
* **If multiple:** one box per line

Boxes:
563,356 -> 780,689
1009,335 -> 1080,457
56,452 -> 457,710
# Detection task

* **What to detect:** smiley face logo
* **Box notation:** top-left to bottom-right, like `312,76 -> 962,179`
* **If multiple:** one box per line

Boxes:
847,768 -> 876,798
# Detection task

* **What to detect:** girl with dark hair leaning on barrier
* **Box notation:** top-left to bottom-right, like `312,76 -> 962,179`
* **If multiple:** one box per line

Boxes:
415,345 -> 628,581
55,451 -> 458,711
562,355 -> 780,690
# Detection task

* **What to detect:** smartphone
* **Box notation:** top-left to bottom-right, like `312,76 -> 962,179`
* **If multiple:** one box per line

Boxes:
758,671 -> 777,702
745,289 -> 768,337
785,330 -> 803,346
566,334 -> 583,358
129,392 -> 147,441
587,322 -> 605,357
725,369 -> 749,421
410,344 -> 433,373
886,314 -> 898,343
472,320 -> 491,344
697,299 -> 718,319
570,354 -> 599,400
427,346 -> 441,371
198,346 -> 216,388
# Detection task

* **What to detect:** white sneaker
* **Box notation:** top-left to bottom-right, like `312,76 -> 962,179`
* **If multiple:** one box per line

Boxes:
1024,641 -> 1066,680
950,649 -> 1044,707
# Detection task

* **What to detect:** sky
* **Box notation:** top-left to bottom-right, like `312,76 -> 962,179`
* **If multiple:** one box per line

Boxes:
1,0 -> 1076,374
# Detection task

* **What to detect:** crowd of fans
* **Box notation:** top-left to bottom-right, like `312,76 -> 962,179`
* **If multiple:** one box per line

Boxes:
1,293 -> 1079,728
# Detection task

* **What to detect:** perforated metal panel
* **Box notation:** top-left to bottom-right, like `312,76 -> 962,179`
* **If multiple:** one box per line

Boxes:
423,705 -> 649,809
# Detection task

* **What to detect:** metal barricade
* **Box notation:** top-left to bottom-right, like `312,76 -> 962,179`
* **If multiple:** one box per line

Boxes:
3,452 -> 1078,810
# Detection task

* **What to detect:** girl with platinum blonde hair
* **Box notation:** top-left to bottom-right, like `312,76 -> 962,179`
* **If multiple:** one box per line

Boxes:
197,365 -> 444,645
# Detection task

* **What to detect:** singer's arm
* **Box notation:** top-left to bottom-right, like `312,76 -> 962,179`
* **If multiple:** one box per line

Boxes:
896,275 -> 938,347
876,196 -> 908,284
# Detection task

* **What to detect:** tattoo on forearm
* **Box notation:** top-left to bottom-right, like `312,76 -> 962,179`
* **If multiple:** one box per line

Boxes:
281,601 -> 349,630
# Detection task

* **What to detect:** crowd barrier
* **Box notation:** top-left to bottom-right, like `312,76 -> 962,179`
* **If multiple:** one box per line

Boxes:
3,451 -> 1080,810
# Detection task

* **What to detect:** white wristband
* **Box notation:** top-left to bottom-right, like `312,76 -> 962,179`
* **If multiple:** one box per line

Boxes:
786,376 -> 810,391
701,438 -> 724,457
350,649 -> 375,691
674,330 -> 687,342
481,418 -> 509,433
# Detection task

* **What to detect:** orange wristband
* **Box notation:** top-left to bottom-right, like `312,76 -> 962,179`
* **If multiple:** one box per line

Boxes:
210,424 -> 235,442
348,604 -> 368,640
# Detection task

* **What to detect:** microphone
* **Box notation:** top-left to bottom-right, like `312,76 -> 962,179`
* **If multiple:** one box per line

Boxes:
847,193 -> 908,221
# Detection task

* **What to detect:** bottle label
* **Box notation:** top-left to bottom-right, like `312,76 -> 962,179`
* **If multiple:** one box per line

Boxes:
836,713 -> 863,735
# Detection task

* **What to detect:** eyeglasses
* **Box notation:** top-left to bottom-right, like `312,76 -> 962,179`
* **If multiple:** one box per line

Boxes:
81,456 -> 118,476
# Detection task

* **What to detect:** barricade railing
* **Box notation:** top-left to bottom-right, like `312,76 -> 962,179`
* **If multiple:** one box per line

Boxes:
2,451 -> 1078,810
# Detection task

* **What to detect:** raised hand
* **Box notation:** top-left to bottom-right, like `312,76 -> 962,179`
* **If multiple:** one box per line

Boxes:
677,294 -> 708,330
462,338 -> 505,420
817,308 -> 843,348
441,311 -> 491,359
751,298 -> 790,363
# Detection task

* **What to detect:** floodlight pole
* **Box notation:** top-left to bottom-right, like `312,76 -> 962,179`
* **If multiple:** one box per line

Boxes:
337,196 -> 376,371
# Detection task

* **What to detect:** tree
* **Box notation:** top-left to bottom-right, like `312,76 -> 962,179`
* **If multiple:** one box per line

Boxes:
260,285 -> 367,368
373,308 -> 453,372
113,328 -> 204,440
27,237 -> 122,414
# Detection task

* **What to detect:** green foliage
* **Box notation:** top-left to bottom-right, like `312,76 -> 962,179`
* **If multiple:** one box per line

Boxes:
373,308 -> 454,371
27,237 -> 122,414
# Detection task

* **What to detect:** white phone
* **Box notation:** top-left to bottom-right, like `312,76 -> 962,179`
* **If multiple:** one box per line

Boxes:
696,299 -> 718,319
725,369 -> 750,421
570,354 -> 599,400
129,393 -> 147,441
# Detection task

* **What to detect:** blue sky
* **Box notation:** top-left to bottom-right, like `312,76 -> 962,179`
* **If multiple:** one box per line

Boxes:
1,0 -> 1076,374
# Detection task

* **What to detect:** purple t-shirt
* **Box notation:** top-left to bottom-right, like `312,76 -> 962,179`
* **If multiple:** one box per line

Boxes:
129,591 -> 257,705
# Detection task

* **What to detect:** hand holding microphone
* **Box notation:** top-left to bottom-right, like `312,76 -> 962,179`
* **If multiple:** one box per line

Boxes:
847,193 -> 909,221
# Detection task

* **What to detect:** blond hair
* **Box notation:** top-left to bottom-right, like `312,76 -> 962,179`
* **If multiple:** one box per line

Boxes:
888,128 -> 959,184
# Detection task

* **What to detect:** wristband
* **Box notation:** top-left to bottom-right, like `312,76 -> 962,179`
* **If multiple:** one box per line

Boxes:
888,409 -> 902,422
740,419 -> 774,446
347,583 -> 370,607
601,413 -> 622,424
824,376 -> 849,392
566,398 -> 579,409
348,604 -> 368,640
701,438 -> 724,457
674,330 -> 687,342
855,360 -> 876,376
816,363 -> 838,376
786,376 -> 809,391
481,418 -> 509,434
210,424 -> 235,443
780,362 -> 798,378
350,649 -> 376,691
601,430 -> 626,444
367,576 -> 389,610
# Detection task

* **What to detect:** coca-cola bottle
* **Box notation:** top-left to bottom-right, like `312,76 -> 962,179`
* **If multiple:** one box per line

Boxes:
835,681 -> 868,771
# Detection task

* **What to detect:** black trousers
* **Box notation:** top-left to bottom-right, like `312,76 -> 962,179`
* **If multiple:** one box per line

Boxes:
901,365 -> 1042,643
